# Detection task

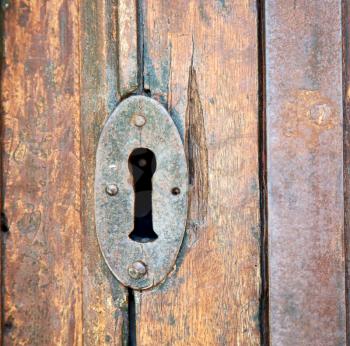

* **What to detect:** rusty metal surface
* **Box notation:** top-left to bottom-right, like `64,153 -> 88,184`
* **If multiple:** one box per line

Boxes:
95,95 -> 188,290
265,1 -> 346,345
344,1 -> 350,343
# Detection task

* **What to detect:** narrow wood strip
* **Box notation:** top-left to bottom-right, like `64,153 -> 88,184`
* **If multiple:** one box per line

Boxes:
343,0 -> 350,342
138,1 -> 261,344
117,0 -> 138,96
80,1 -> 128,344
0,4 -> 5,345
2,1 -> 82,344
266,1 -> 346,344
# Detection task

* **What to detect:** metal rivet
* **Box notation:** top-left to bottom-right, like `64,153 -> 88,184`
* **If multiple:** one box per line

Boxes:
128,261 -> 147,279
134,114 -> 146,127
106,184 -> 118,196
171,187 -> 181,195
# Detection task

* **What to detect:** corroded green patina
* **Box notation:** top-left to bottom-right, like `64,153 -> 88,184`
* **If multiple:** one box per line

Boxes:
95,95 -> 188,290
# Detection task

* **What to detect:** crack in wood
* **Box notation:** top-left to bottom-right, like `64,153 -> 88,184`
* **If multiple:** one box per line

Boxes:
185,65 -> 209,243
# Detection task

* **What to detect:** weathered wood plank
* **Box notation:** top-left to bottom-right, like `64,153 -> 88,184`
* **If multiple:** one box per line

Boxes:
2,1 -> 82,344
0,4 -> 5,345
265,1 -> 346,345
80,0 -> 128,344
138,1 -> 261,344
117,0 -> 138,96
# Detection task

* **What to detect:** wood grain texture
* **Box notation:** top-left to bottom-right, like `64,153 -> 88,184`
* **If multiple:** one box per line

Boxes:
80,0 -> 128,344
2,1 -> 82,344
0,4 -> 4,345
117,0 -> 138,96
266,1 -> 346,345
138,1 -> 261,345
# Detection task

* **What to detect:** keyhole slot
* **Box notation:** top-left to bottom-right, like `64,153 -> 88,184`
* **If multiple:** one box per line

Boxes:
128,148 -> 158,243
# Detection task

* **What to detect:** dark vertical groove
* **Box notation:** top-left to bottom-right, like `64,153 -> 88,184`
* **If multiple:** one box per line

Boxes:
342,0 -> 349,343
136,0 -> 144,94
128,1 -> 144,345
128,288 -> 136,346
0,2 -> 5,345
257,0 -> 269,345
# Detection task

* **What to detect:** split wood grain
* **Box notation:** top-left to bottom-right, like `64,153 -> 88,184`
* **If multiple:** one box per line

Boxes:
137,1 -> 261,345
2,1 -> 82,344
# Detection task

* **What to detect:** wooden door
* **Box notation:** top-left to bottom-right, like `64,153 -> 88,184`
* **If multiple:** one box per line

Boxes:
0,1 -> 347,345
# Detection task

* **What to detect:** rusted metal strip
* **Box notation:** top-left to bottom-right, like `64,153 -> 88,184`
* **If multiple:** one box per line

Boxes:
344,0 -> 350,342
266,1 -> 346,344
117,0 -> 138,96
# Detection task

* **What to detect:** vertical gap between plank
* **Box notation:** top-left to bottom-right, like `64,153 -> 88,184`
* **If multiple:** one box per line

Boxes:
128,288 -> 136,346
257,0 -> 269,345
342,0 -> 349,343
127,1 -> 145,344
136,0 -> 144,95
0,2 -> 5,344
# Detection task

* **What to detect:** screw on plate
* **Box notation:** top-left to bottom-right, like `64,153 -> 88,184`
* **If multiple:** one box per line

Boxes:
134,114 -> 146,127
106,184 -> 118,196
128,261 -> 147,279
171,187 -> 181,195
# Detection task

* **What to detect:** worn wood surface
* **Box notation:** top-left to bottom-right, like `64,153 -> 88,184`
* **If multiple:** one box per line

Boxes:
2,1 -> 82,344
80,0 -> 128,344
266,1 -> 346,345
1,0 -> 133,344
136,1 -> 261,345
344,0 -> 350,343
3,1 -> 349,345
0,4 -> 4,346
117,0 -> 138,96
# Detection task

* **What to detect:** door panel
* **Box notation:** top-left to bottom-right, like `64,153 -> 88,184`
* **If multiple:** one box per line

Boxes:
1,1 -> 349,345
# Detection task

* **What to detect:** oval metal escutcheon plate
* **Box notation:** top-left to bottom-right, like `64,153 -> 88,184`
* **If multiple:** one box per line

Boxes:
95,96 -> 188,289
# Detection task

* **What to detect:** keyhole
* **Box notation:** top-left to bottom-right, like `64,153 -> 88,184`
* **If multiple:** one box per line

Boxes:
128,148 -> 158,243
